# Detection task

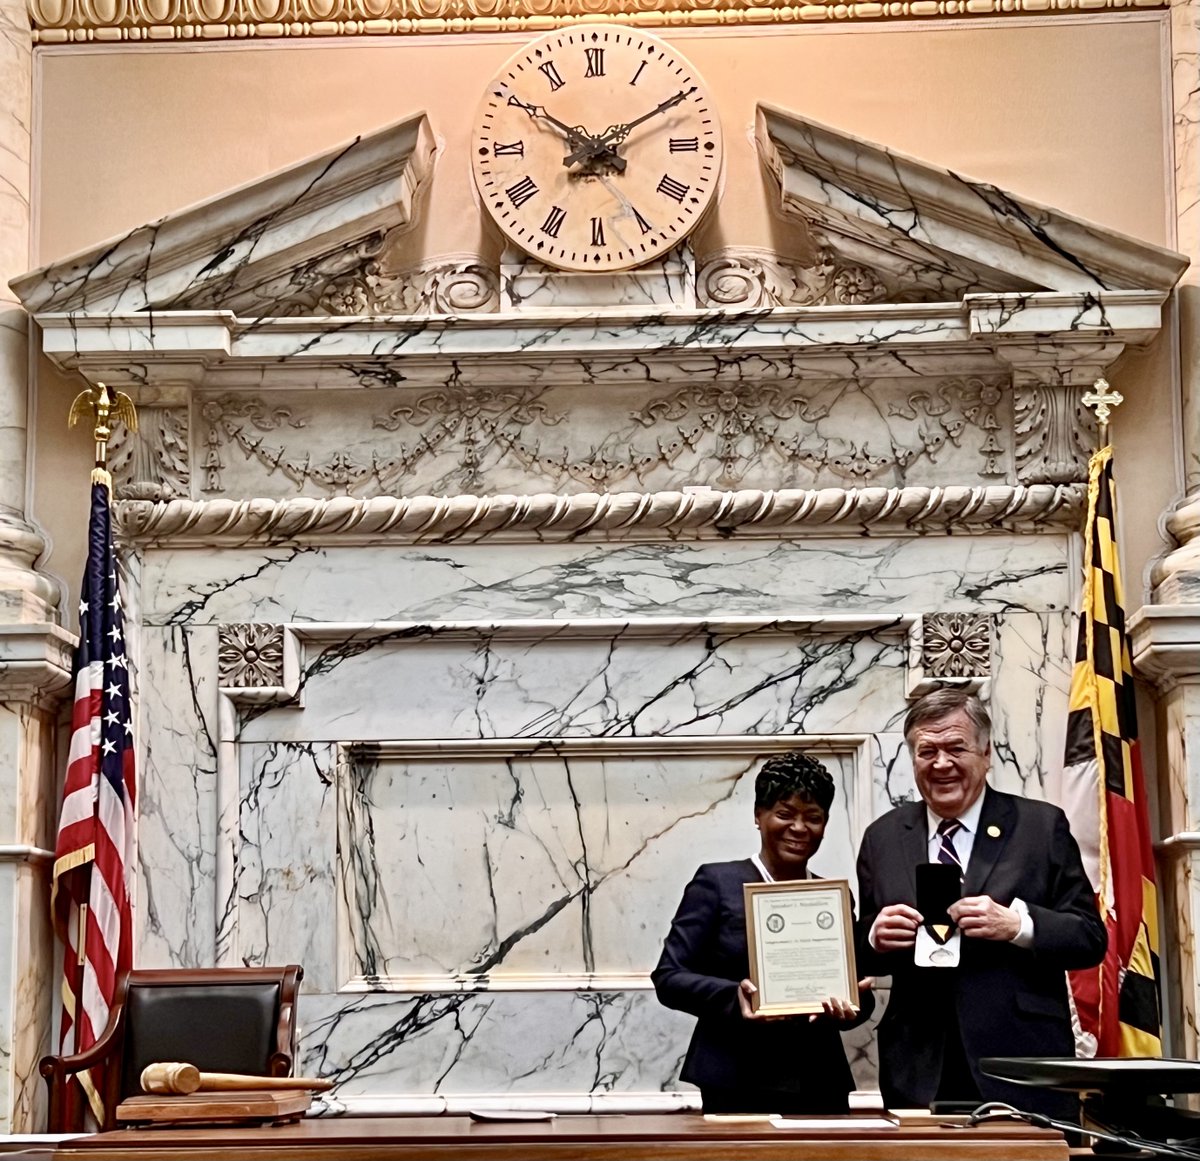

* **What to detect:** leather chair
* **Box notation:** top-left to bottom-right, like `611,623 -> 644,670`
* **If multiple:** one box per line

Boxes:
40,965 -> 303,1132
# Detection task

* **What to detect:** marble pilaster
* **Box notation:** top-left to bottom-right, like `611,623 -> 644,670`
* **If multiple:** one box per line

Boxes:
0,0 -> 71,1132
1131,608 -> 1200,1061
1175,0 -> 1200,500
1127,0 -> 1200,1065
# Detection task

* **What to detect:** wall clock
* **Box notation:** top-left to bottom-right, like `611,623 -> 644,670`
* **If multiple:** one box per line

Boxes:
471,25 -> 722,273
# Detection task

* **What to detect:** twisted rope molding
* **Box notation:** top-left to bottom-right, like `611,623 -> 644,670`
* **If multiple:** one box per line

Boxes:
116,482 -> 1085,545
27,0 -> 1167,43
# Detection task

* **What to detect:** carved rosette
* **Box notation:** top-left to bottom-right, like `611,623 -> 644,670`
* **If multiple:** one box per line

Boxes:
921,613 -> 991,679
218,624 -> 286,688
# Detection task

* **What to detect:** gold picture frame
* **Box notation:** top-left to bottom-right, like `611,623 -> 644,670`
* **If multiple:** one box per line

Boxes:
744,878 -> 859,1017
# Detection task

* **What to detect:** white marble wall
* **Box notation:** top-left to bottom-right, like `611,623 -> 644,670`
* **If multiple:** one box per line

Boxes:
127,531 -> 1074,1110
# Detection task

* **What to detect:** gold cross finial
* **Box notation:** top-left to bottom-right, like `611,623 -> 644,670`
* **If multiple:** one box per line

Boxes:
1081,377 -> 1124,428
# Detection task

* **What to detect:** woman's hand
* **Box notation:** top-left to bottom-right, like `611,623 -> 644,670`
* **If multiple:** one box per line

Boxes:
809,977 -> 874,1023
737,979 -> 788,1021
740,977 -> 875,1022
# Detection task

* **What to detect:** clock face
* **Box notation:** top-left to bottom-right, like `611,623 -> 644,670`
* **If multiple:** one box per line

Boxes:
471,26 -> 722,273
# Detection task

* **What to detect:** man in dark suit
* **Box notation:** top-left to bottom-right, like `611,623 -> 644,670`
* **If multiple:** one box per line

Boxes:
856,688 -> 1106,1118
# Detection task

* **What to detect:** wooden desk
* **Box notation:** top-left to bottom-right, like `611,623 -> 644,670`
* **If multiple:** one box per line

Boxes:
49,1112 -> 1068,1161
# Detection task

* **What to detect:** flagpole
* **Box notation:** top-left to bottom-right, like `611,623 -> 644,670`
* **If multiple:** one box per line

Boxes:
1081,376 -> 1124,448
63,383 -> 138,1061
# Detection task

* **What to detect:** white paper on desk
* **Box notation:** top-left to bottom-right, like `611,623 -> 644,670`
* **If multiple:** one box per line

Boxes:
0,1133 -> 89,1142
769,1116 -> 898,1130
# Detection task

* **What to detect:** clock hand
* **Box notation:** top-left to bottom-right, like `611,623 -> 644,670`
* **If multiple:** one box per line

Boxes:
562,86 -> 697,168
505,94 -> 593,150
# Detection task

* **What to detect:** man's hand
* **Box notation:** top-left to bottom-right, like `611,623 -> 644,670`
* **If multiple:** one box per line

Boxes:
949,895 -> 1021,941
871,903 -> 923,951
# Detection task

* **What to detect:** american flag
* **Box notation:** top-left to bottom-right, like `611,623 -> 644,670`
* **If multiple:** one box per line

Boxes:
51,480 -> 137,1121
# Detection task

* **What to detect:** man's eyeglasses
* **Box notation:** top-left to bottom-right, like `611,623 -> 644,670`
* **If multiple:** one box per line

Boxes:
913,744 -> 983,763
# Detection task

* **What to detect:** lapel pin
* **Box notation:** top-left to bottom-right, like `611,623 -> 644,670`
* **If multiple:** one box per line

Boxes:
987,825 -> 1001,838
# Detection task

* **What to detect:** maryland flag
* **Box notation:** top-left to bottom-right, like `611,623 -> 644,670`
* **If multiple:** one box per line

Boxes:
1062,445 -> 1161,1057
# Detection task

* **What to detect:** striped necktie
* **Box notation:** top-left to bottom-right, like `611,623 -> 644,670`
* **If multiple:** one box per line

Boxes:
936,818 -> 964,871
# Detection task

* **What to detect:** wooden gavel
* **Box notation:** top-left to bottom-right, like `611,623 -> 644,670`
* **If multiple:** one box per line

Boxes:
140,1062 -> 334,1096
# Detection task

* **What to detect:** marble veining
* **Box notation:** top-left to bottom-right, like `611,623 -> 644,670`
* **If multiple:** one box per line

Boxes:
131,537 -> 1072,627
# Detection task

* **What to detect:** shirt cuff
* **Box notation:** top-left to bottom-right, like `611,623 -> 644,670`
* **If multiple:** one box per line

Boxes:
868,913 -> 883,951
1009,897 -> 1034,948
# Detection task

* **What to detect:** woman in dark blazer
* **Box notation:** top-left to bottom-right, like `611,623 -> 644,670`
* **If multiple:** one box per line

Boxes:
652,751 -> 873,1114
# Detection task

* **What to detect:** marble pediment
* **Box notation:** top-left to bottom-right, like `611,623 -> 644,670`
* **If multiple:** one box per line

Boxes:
9,104 -> 1192,542
9,102 -> 1186,395
10,113 -> 436,317
755,104 -> 1188,299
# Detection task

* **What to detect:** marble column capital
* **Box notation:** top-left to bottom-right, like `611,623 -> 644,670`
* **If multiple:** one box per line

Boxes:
0,521 -> 61,624
1130,604 -> 1200,691
1149,493 -> 1200,604
0,622 -> 76,705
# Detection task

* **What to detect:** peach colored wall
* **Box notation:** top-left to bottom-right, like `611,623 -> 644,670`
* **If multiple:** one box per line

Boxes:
28,14 -> 1177,613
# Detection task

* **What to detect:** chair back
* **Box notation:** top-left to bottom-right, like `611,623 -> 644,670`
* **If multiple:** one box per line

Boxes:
40,964 -> 303,1132
119,981 -> 283,1101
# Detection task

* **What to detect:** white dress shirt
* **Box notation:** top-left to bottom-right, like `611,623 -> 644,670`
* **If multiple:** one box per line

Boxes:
866,789 -> 1034,949
927,792 -> 1034,949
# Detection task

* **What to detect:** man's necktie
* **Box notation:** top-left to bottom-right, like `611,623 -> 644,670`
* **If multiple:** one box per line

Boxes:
936,818 -> 964,871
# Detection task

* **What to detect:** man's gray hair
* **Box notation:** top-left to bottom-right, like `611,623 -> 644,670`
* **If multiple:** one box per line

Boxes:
903,688 -> 991,748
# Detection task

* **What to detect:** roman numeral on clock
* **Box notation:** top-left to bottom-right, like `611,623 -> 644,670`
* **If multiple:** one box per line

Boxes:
585,48 -> 605,77
629,60 -> 647,87
505,176 -> 539,208
669,137 -> 699,152
656,174 -> 690,203
632,206 -> 653,234
493,141 -> 525,157
540,206 -> 567,238
590,217 -> 605,247
538,60 -> 565,91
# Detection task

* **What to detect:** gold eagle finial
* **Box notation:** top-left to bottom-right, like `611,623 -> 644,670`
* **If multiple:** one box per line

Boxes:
68,383 -> 139,484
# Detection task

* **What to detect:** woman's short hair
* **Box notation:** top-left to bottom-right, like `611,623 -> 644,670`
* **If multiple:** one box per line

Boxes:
754,751 -> 836,814
903,688 -> 991,748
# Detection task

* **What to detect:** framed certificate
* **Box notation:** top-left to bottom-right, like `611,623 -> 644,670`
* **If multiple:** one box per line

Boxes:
744,879 -> 859,1016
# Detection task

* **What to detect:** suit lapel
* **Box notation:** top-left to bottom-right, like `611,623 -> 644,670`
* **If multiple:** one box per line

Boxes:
898,802 -> 928,903
963,786 -> 1015,896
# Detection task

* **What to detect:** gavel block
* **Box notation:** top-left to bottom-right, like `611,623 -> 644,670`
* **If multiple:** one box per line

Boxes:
140,1061 -> 334,1095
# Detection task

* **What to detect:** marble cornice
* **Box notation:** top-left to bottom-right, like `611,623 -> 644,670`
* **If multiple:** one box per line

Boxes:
25,0 -> 1170,44
1130,605 -> 1200,690
33,293 -> 1167,391
0,623 -> 77,702
114,482 -> 1084,546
